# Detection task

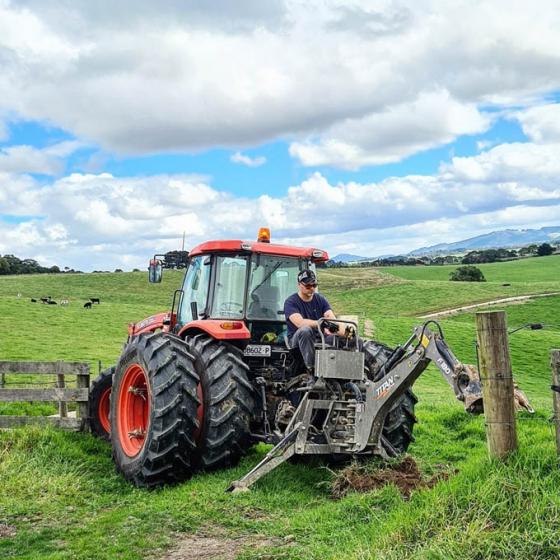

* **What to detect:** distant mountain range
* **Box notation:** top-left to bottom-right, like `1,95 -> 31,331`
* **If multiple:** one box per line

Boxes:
328,253 -> 370,263
407,226 -> 560,256
329,226 -> 560,262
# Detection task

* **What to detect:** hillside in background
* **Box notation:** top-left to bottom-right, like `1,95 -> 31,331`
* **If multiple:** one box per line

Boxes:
407,225 -> 560,256
1,259 -> 559,559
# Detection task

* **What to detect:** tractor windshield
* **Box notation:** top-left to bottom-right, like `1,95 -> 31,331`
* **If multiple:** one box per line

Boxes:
247,255 -> 302,320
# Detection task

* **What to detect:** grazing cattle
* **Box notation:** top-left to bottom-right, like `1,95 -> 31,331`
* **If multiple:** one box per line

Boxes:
90,298 -> 100,304
40,297 -> 50,304
60,298 -> 69,306
84,301 -> 92,309
31,298 -> 37,303
48,300 -> 57,305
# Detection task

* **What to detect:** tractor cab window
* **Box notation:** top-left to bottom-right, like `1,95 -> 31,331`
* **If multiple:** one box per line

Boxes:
247,255 -> 301,320
210,256 -> 248,318
179,255 -> 211,322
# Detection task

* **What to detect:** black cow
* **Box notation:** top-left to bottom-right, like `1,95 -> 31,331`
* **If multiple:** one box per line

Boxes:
84,301 -> 92,309
31,298 -> 37,303
47,300 -> 57,305
90,298 -> 100,304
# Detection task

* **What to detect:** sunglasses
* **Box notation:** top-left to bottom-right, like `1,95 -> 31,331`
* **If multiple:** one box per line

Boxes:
302,283 -> 318,288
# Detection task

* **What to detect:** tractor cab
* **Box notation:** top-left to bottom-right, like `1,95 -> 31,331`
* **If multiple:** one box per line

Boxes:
148,229 -> 329,346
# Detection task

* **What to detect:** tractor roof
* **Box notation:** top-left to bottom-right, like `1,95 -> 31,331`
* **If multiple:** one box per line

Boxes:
189,240 -> 329,262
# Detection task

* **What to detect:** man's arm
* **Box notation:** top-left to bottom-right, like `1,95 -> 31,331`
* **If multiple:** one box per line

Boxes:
288,312 -> 320,329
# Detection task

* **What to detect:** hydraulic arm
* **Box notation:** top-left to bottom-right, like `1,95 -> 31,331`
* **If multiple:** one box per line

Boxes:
228,321 -> 492,492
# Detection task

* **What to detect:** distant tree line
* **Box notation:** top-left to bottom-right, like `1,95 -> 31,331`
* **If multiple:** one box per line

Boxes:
326,242 -> 558,268
0,254 -> 64,276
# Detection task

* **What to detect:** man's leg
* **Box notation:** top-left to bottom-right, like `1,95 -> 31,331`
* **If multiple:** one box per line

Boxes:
290,326 -> 317,369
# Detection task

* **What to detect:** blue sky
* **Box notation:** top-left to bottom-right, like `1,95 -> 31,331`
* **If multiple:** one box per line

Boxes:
1,1 -> 560,271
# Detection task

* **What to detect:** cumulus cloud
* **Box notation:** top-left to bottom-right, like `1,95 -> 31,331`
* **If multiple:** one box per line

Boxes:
230,151 -> 266,167
289,91 -> 491,169
515,103 -> 560,143
0,141 -> 85,175
1,1 -> 560,163
1,136 -> 560,270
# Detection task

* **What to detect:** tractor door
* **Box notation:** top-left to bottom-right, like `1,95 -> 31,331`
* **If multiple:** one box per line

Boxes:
176,255 -> 212,327
246,255 -> 307,343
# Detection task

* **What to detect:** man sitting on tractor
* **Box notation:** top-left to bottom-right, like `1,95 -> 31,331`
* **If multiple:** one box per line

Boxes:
284,269 -> 347,373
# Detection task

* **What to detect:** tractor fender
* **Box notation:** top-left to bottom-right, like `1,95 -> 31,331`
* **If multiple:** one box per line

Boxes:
178,319 -> 251,340
128,312 -> 176,337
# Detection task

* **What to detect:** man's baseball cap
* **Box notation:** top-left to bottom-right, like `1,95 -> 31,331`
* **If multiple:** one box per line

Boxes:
298,269 -> 317,286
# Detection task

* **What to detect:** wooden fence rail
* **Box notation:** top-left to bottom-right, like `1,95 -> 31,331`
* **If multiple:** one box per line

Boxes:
0,361 -> 90,431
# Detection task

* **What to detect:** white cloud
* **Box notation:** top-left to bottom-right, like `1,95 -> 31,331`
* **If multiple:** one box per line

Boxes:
0,141 -> 86,175
1,136 -> 560,270
230,151 -> 266,167
1,1 -> 560,165
515,103 -> 560,143
289,91 -> 491,169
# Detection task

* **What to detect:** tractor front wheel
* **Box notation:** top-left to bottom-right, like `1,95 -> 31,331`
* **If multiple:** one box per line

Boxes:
186,335 -> 255,471
89,366 -> 114,440
110,333 -> 199,487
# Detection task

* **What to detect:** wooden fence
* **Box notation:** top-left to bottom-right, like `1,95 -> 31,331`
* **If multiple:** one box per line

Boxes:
0,361 -> 90,431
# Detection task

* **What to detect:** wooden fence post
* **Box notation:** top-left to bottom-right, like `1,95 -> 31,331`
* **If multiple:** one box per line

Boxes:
76,363 -> 90,431
56,360 -> 68,419
551,350 -> 560,456
475,310 -> 518,458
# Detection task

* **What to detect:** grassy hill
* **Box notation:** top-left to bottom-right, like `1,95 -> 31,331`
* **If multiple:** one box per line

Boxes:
1,260 -> 560,559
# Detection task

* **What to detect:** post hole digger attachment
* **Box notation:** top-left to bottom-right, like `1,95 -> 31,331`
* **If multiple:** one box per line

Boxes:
228,319 -> 531,492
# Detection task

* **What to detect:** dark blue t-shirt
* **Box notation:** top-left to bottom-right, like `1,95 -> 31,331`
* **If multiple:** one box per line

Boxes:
284,292 -> 332,338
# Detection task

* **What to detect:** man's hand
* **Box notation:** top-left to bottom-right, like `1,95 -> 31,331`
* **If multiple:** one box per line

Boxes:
322,320 -> 339,334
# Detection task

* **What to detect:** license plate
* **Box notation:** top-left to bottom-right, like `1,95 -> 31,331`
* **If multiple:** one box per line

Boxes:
243,344 -> 271,357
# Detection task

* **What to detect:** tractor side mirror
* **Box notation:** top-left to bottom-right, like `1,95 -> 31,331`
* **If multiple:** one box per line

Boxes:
148,259 -> 163,283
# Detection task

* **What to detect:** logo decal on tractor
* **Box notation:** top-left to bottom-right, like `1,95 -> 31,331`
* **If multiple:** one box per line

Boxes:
136,316 -> 157,330
375,376 -> 395,399
437,358 -> 452,376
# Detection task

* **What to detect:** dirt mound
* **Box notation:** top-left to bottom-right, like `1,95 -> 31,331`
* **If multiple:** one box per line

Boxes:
331,456 -> 453,499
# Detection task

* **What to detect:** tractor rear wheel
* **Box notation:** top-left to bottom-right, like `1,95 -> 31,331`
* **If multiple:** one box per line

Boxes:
364,340 -> 418,454
89,366 -> 114,440
186,334 -> 255,470
110,333 -> 199,487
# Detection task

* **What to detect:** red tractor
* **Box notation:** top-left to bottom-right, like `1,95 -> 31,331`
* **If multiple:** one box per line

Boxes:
90,229 -> 492,489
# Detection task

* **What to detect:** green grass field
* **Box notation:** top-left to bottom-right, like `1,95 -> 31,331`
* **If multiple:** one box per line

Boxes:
1,259 -> 560,559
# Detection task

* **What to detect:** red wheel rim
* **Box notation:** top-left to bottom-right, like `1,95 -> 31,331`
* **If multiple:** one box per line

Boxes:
194,383 -> 204,442
117,363 -> 150,457
98,388 -> 111,434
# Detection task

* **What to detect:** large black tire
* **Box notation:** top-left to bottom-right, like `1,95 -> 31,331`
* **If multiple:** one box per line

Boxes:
89,366 -> 114,440
186,334 -> 255,470
364,339 -> 418,454
110,333 -> 199,487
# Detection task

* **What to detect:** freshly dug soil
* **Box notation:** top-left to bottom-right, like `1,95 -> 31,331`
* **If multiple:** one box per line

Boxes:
331,455 -> 453,499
